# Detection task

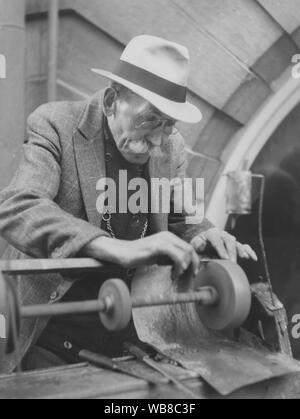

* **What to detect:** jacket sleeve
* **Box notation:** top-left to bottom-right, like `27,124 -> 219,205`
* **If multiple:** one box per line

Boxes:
0,106 -> 109,259
168,130 -> 214,242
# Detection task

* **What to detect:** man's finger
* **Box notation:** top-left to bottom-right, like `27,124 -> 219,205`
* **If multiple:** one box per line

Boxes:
223,233 -> 237,263
208,235 -> 229,260
163,245 -> 191,276
237,243 -> 258,261
176,244 -> 199,276
191,248 -> 200,276
237,242 -> 250,259
168,237 -> 200,276
191,235 -> 207,253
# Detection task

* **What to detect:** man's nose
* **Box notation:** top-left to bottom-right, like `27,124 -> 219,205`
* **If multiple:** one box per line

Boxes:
147,131 -> 163,147
163,123 -> 173,137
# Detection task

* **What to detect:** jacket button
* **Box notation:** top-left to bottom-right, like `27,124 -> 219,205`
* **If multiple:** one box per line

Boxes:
126,269 -> 135,279
105,152 -> 112,162
64,341 -> 72,350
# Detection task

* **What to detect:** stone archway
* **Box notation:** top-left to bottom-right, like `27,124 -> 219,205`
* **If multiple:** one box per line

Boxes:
206,68 -> 300,358
207,69 -> 300,229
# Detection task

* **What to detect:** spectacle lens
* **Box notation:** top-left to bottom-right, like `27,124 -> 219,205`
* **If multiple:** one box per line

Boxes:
135,113 -> 176,130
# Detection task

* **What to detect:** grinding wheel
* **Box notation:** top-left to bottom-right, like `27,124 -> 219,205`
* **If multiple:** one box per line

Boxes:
99,279 -> 132,331
132,259 -> 251,349
195,260 -> 251,331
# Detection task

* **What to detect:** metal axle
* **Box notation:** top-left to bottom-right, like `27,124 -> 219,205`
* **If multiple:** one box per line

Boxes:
20,286 -> 219,319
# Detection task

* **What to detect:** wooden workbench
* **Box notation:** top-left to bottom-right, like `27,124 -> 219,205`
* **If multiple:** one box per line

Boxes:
1,361 -> 300,399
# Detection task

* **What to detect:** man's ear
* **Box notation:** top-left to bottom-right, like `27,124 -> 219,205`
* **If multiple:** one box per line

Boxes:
103,87 -> 117,116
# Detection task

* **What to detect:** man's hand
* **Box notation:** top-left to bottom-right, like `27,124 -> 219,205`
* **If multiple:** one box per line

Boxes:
191,227 -> 258,263
83,231 -> 200,277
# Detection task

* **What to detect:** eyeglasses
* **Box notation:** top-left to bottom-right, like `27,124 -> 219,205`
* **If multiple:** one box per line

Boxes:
112,87 -> 177,130
134,112 -> 177,131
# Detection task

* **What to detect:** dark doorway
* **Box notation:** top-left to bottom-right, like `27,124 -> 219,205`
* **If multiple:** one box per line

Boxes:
228,102 -> 300,359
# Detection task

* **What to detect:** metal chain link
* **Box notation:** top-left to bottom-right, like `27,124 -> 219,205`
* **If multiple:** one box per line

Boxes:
103,210 -> 148,239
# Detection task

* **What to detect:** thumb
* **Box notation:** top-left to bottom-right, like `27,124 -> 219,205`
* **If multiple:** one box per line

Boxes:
191,235 -> 207,253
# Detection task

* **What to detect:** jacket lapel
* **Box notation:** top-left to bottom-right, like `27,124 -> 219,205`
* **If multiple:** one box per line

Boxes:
73,92 -> 106,227
73,90 -> 174,232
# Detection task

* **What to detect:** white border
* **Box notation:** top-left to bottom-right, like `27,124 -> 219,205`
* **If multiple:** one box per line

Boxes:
0,54 -> 6,79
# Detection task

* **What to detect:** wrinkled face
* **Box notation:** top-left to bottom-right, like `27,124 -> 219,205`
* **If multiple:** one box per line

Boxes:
105,88 -> 177,165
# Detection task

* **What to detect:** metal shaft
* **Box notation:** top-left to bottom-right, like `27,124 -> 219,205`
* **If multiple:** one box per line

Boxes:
132,287 -> 219,308
20,287 -> 219,319
21,299 -> 107,318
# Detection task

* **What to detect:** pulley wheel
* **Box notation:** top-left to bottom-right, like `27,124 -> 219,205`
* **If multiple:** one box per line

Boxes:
99,279 -> 132,331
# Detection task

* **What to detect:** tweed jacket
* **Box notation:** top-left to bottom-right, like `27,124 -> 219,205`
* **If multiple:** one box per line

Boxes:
0,91 -> 213,373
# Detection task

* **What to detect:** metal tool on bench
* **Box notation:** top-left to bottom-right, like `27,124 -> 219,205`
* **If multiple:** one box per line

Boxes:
124,342 -> 199,399
78,349 -> 167,385
0,258 -> 252,359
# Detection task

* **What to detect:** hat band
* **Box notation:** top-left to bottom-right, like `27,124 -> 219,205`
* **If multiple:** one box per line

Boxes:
115,60 -> 187,103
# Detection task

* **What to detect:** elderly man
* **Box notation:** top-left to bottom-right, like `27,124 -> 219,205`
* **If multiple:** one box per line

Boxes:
0,35 -> 256,371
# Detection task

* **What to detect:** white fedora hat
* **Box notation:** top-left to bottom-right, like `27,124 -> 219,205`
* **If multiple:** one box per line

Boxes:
91,35 -> 202,124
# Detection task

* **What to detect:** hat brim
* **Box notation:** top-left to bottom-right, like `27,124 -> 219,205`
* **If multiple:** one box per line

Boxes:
91,69 -> 202,124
